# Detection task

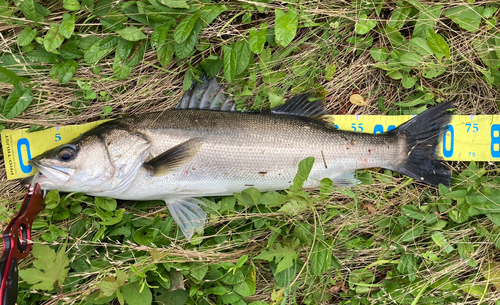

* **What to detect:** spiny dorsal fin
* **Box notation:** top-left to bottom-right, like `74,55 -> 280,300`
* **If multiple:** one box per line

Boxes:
143,138 -> 203,176
175,76 -> 236,111
270,93 -> 329,118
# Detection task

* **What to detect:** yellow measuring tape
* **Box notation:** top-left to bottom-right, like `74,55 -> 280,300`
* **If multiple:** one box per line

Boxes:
1,115 -> 498,180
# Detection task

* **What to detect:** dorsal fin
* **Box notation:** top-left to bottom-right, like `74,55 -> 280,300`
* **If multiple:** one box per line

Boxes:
175,76 -> 236,111
270,93 -> 329,118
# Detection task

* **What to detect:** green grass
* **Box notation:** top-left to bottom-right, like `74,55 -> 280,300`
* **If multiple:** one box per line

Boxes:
1,0 -> 500,304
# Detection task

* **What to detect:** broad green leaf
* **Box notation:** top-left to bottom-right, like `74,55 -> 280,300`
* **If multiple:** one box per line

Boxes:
397,252 -> 417,282
398,226 -> 424,242
291,157 -> 315,190
355,14 -> 377,35
159,0 -> 189,9
84,41 -> 110,64
426,29 -> 450,60
311,239 -> 332,275
412,4 -> 442,38
388,7 -> 412,29
255,243 -> 298,274
249,23 -> 267,54
113,52 -> 133,79
59,61 -> 77,84
59,13 -> 76,39
116,26 -> 147,42
223,44 -> 236,83
44,23 -> 64,53
444,6 -> 483,33
0,66 -> 28,85
95,197 -> 117,211
400,53 -> 422,67
174,12 -> 199,44
234,40 -> 251,75
383,25 -> 405,47
18,26 -> 36,46
122,282 -> 152,305
189,263 -> 209,281
409,37 -> 434,57
200,54 -> 223,78
3,87 -> 33,119
275,7 -> 298,47
233,267 -> 256,297
151,22 -> 173,49
324,63 -> 336,81
157,43 -> 175,67
199,4 -> 227,25
18,243 -> 69,290
269,92 -> 285,109
402,73 -> 417,89
431,232 -> 454,254
259,191 -> 287,207
183,69 -> 193,91
99,36 -> 119,50
370,47 -> 389,62
19,0 -> 40,24
63,0 -> 80,11
175,22 -> 202,59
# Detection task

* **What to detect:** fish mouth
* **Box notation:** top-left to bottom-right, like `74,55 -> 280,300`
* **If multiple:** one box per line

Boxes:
28,159 -> 73,186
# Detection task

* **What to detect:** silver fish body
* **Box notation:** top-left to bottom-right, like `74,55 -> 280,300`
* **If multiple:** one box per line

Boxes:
29,78 -> 453,239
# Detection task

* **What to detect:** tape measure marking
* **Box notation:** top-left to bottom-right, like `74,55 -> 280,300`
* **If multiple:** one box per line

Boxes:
1,115 -> 498,180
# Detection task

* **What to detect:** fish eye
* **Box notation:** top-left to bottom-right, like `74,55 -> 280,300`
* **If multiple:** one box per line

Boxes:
57,145 -> 76,161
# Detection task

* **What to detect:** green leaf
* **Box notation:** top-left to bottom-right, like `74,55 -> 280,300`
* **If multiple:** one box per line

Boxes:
174,12 -> 199,44
399,53 -> 422,67
431,232 -> 454,254
18,243 -> 69,291
325,63 -> 336,81
398,226 -> 424,242
19,0 -> 40,24
249,23 -> 267,54
444,6 -> 483,33
383,25 -> 405,47
291,157 -> 315,191
116,26 -> 147,42
95,197 -> 117,211
151,22 -> 173,49
355,14 -> 377,35
397,252 -> 417,282
199,4 -> 227,25
183,69 -> 193,91
0,66 -> 28,85
412,4 -> 442,38
425,28 -> 450,60
157,43 -> 175,67
255,243 -> 298,274
175,23 -> 202,59
63,0 -> 80,10
44,23 -> 64,53
84,41 -> 111,64
189,263 -> 209,281
480,261 -> 500,288
388,7 -> 412,29
234,40 -> 251,75
311,239 -> 332,275
370,47 -> 389,62
57,60 -> 78,84
159,0 -> 189,9
133,226 -> 154,245
275,7 -> 298,47
233,267 -> 256,297
269,92 -> 285,109
200,54 -> 223,78
122,282 -> 152,305
18,26 -> 37,46
3,87 -> 33,119
223,44 -> 236,83
113,52 -> 133,79
259,191 -> 287,207
59,13 -> 76,39
402,73 -> 417,89
409,38 -> 434,57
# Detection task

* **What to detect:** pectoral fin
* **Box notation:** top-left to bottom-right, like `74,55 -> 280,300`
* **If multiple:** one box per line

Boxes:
143,138 -> 203,176
165,198 -> 206,240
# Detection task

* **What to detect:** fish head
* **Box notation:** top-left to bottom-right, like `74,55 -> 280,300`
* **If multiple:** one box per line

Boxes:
29,134 -> 117,192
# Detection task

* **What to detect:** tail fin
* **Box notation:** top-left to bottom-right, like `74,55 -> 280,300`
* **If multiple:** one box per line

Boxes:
390,102 -> 454,187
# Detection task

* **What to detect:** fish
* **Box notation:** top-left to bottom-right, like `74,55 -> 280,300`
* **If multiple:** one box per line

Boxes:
28,77 -> 453,239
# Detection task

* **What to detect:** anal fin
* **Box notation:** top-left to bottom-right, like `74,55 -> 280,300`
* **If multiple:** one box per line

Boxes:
165,198 -> 206,240
331,171 -> 361,186
143,138 -> 203,176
